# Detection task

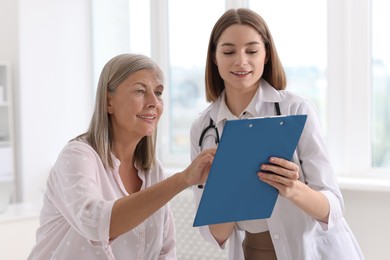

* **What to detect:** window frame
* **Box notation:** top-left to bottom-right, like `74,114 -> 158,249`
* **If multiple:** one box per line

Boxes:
326,0 -> 376,177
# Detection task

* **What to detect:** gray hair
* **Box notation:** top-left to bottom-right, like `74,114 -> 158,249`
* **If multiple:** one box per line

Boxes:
77,53 -> 163,170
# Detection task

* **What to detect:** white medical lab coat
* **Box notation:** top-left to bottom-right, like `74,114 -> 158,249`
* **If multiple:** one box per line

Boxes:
190,79 -> 364,260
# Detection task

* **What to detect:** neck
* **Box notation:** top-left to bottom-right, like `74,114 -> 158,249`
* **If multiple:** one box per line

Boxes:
112,138 -> 139,163
224,87 -> 257,117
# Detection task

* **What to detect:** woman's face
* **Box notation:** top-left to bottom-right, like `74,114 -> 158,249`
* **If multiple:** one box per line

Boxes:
107,69 -> 164,141
214,24 -> 267,93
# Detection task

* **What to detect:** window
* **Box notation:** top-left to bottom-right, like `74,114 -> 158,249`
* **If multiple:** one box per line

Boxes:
372,0 -> 390,167
162,0 -> 225,166
249,0 -> 327,128
91,0 -> 390,178
91,0 -> 150,91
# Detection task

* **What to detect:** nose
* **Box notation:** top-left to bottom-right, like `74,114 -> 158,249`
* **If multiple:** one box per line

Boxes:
146,91 -> 159,108
235,52 -> 248,67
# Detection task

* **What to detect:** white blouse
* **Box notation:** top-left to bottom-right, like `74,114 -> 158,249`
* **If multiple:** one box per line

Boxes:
28,140 -> 176,260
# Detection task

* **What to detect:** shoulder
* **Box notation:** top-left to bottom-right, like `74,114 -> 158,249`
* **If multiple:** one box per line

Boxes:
191,111 -> 210,132
48,140 -> 107,189
60,140 -> 98,159
190,96 -> 223,132
54,140 -> 103,171
279,90 -> 308,105
278,90 -> 325,137
190,104 -> 213,134
278,90 -> 319,115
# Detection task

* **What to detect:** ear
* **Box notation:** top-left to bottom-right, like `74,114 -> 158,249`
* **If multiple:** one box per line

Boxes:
107,93 -> 114,114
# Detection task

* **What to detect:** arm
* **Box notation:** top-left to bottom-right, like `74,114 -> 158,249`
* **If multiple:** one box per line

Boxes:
258,99 -> 343,224
258,157 -> 329,223
52,142 -> 215,244
159,203 -> 176,259
109,148 -> 216,238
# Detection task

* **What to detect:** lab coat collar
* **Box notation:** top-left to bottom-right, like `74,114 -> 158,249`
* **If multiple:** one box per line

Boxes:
254,79 -> 283,115
258,78 -> 283,103
202,79 -> 283,125
216,92 -> 238,123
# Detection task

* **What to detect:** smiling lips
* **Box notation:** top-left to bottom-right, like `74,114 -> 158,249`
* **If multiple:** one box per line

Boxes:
138,115 -> 156,121
232,71 -> 251,77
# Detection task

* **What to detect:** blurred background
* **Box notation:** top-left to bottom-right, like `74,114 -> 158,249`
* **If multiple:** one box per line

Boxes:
0,0 -> 389,259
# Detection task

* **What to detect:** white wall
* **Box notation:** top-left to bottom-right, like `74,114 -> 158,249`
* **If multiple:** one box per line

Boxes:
18,0 -> 93,203
0,0 -> 389,259
341,189 -> 390,260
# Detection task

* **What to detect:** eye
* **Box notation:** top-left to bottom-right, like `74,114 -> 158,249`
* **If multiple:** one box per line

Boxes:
247,50 -> 259,54
223,51 -> 235,55
154,85 -> 164,97
136,89 -> 145,94
155,90 -> 163,97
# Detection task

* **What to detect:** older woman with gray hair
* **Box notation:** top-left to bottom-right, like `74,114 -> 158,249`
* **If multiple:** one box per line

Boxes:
28,53 -> 215,260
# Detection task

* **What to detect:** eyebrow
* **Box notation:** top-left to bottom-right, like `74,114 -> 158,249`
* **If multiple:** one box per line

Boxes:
220,41 -> 261,47
132,81 -> 164,89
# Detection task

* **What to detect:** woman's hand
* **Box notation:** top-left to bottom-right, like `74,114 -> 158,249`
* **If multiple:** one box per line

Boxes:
258,157 -> 330,222
257,157 -> 302,198
182,148 -> 216,187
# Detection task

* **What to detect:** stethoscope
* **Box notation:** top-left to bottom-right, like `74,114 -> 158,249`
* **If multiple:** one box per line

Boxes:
198,102 -> 281,151
198,118 -> 220,149
196,102 -> 281,189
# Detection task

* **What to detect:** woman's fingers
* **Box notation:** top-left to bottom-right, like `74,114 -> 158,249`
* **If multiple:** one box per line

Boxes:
261,157 -> 299,179
185,148 -> 216,186
258,157 -> 301,198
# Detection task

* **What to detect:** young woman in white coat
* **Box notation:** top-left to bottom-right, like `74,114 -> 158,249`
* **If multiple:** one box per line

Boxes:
190,8 -> 365,260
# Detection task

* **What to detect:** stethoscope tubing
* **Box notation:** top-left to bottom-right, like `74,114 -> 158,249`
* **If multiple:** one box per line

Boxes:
196,102 -> 281,189
198,102 -> 281,151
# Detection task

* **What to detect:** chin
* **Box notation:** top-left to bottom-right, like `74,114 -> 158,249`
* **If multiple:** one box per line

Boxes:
145,128 -> 156,136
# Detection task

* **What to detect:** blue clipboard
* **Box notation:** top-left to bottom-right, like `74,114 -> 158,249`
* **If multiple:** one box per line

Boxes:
193,114 -> 307,227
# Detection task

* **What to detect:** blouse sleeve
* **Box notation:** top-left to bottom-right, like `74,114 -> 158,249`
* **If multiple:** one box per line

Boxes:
158,162 -> 177,259
158,202 -> 177,259
46,142 -> 115,248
